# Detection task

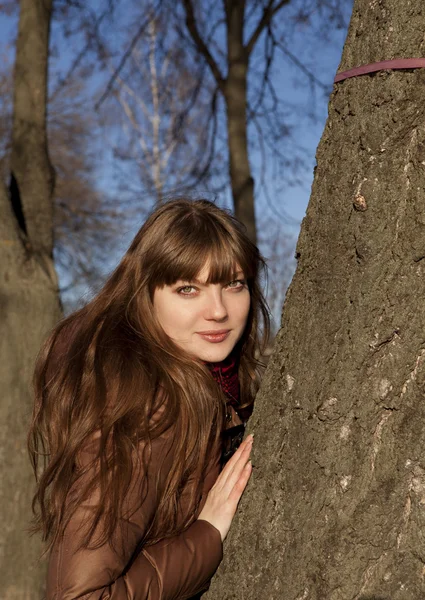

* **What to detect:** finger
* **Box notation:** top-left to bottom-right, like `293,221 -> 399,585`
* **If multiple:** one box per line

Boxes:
219,440 -> 253,495
228,460 -> 253,506
215,435 -> 253,490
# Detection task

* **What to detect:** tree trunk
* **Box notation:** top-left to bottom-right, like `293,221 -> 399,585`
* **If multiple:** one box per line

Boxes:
225,3 -> 256,244
181,0 -> 257,242
0,1 -> 61,598
205,0 -> 425,598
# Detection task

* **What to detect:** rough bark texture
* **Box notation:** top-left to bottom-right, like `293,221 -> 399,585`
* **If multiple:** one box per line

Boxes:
205,0 -> 425,598
0,1 -> 61,598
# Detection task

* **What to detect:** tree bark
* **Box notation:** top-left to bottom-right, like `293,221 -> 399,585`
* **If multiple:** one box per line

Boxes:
205,0 -> 425,598
0,1 -> 61,598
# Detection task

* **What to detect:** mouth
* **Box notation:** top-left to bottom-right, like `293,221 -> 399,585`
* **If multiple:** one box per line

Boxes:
197,330 -> 231,343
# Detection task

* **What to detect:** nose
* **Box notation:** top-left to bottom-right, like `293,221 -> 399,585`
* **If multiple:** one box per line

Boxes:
204,288 -> 228,321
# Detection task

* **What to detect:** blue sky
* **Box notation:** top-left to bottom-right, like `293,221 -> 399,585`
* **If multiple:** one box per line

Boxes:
0,4 -> 349,228
0,2 -> 352,320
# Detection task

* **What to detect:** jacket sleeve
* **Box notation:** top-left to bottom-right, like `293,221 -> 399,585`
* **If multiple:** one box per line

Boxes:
46,433 -> 223,600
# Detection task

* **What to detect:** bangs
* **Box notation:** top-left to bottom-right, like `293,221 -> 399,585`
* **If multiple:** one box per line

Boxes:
149,212 -> 257,288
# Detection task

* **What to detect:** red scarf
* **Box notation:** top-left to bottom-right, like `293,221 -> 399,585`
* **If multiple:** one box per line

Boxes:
206,352 -> 240,407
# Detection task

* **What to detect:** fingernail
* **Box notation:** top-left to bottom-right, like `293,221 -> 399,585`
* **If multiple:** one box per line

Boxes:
246,434 -> 254,443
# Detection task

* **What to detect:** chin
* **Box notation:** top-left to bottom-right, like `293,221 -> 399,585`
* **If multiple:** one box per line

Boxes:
196,344 -> 234,363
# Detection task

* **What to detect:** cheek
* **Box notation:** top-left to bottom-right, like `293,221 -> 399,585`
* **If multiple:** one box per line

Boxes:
243,296 -> 251,322
153,291 -> 175,332
155,296 -> 199,334
173,305 -> 200,329
233,292 -> 251,324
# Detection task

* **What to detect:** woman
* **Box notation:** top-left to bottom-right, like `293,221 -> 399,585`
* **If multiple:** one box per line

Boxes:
29,198 -> 270,599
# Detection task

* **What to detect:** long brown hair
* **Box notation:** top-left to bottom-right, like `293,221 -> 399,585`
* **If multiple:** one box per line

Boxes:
28,198 -> 270,552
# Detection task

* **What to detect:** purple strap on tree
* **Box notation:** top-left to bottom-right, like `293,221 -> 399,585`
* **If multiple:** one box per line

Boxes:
334,58 -> 425,83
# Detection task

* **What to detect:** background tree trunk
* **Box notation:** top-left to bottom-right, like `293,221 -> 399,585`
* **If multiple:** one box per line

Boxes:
0,1 -> 61,598
224,1 -> 256,244
205,0 -> 425,598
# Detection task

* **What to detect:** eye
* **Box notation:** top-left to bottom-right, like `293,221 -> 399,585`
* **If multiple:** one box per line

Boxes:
176,285 -> 198,296
226,279 -> 246,290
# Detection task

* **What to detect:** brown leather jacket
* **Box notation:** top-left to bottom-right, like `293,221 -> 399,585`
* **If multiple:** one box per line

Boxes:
46,425 -> 224,600
44,325 -> 245,600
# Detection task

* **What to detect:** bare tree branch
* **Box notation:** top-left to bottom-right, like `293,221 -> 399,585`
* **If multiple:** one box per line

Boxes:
182,0 -> 226,90
248,22 -> 275,117
49,7 -> 110,103
106,8 -> 225,205
95,6 -> 160,109
245,0 -> 290,56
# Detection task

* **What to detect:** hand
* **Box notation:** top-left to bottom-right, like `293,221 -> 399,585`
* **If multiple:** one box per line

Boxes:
197,434 -> 253,542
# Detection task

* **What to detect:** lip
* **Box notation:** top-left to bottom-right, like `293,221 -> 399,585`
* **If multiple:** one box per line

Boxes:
197,330 -> 231,343
198,329 -> 230,335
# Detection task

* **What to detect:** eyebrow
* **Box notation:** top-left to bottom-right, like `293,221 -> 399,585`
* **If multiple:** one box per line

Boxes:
180,271 -> 245,285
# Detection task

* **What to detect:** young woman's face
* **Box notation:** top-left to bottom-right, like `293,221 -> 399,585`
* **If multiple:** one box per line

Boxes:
153,264 -> 250,362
